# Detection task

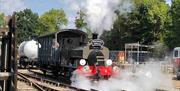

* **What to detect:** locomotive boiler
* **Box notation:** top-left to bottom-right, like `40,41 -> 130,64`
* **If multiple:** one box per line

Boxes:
38,29 -> 117,80
18,40 -> 39,68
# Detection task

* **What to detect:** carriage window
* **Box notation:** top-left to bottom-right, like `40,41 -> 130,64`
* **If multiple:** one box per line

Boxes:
62,39 -> 65,45
174,50 -> 178,57
67,39 -> 73,44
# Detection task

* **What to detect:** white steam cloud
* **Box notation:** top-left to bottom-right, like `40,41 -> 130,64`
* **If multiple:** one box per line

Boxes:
65,0 -> 133,35
85,0 -> 118,34
85,0 -> 133,35
0,0 -> 26,15
71,59 -> 174,91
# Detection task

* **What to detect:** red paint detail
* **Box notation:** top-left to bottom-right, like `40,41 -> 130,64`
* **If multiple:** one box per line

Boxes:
112,70 -> 120,77
77,66 -> 97,76
173,58 -> 180,67
98,66 -> 112,76
77,65 -> 114,77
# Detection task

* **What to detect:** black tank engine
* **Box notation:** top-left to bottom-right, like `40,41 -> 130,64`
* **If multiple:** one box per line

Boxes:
38,29 -> 116,79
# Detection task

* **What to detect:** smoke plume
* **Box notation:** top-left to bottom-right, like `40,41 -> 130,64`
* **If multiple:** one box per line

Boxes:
65,0 -> 133,35
85,0 -> 133,35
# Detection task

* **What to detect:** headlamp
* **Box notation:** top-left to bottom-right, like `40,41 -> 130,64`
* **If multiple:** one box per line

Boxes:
80,59 -> 86,66
106,59 -> 112,66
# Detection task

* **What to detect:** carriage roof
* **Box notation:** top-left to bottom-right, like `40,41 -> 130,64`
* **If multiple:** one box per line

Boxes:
38,29 -> 87,38
174,47 -> 180,50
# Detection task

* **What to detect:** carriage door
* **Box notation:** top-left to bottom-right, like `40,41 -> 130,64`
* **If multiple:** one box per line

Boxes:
51,38 -> 60,65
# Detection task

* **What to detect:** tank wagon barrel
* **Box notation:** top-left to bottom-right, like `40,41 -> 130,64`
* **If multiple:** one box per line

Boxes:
18,40 -> 40,68
18,40 -> 39,59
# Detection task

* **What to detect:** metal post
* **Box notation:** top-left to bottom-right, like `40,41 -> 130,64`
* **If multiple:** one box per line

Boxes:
125,44 -> 126,62
1,34 -> 9,91
137,42 -> 139,63
13,13 -> 17,91
8,13 -> 17,91
0,13 -> 17,91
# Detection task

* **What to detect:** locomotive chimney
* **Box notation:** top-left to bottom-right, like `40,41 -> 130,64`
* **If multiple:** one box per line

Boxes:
92,33 -> 98,39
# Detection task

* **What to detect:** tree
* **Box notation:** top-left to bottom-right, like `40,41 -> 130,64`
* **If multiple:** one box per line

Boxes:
135,0 -> 171,43
75,10 -> 92,38
0,13 -> 5,27
16,9 -> 40,44
165,0 -> 180,49
75,10 -> 87,29
101,14 -> 132,50
39,8 -> 68,33
101,0 -> 170,50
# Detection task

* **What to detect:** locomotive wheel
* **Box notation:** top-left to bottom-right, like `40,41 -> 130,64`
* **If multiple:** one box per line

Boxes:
19,61 -> 23,68
30,61 -> 35,68
53,71 -> 58,76
23,64 -> 27,69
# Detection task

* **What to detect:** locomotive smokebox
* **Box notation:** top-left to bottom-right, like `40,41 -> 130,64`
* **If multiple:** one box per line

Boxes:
92,33 -> 98,39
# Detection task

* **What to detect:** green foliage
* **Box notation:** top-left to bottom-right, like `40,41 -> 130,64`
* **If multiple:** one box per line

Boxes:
39,8 -> 68,33
75,10 -> 87,29
101,0 -> 170,50
16,9 -> 40,44
136,0 -> 170,41
165,0 -> 180,49
75,10 -> 92,38
1,0 -> 177,51
0,13 -> 5,27
152,41 -> 168,58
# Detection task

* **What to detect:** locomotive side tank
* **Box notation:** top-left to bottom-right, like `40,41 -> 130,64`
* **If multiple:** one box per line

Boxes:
18,40 -> 39,68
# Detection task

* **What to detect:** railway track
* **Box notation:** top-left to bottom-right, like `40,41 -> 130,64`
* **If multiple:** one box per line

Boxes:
18,71 -> 96,91
18,69 -> 174,91
17,64 -> 179,91
17,73 -> 44,91
28,69 -> 71,84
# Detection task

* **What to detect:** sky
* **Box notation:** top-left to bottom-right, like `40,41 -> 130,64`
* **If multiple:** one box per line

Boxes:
0,0 -> 172,29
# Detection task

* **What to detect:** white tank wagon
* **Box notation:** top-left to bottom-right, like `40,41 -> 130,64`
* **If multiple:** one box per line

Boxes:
18,40 -> 40,68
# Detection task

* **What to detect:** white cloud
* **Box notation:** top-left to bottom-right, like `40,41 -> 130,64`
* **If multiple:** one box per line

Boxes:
0,0 -> 26,15
166,0 -> 172,5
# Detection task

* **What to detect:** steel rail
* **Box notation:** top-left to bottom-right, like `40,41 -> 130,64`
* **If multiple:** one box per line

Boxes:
18,72 -> 45,91
18,71 -> 91,91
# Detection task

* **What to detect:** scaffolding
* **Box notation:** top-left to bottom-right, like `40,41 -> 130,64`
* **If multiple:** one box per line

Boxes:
125,42 -> 153,63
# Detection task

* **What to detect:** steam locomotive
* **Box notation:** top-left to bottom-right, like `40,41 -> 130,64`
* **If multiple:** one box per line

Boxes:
38,29 -> 117,79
